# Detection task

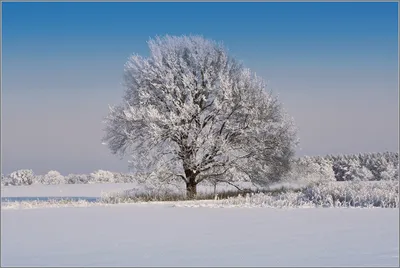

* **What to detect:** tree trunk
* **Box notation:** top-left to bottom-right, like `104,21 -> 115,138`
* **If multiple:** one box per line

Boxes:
213,182 -> 217,199
186,181 -> 197,199
184,169 -> 198,199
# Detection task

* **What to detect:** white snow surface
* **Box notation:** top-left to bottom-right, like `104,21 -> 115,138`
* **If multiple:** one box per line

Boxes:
1,182 -> 139,198
1,183 -> 399,266
1,205 -> 398,266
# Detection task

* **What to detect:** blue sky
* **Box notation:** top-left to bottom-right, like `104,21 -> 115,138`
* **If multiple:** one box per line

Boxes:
2,2 -> 398,175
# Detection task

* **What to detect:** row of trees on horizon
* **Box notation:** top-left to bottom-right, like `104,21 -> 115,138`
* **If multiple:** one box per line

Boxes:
2,151 -> 398,187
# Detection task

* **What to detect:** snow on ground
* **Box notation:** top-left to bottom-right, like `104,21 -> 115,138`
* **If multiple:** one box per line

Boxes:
1,183 -> 138,198
1,205 -> 398,266
1,182 -> 238,207
2,183 -> 399,266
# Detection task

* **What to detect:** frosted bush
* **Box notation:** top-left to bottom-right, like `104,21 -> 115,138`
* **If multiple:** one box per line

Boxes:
89,170 -> 115,183
5,170 -> 35,186
175,181 -> 399,208
303,181 -> 399,208
284,156 -> 335,187
101,185 -> 185,203
65,174 -> 89,184
330,152 -> 399,181
347,166 -> 374,181
31,175 -> 44,185
380,162 -> 399,181
41,170 -> 65,185
1,174 -> 12,186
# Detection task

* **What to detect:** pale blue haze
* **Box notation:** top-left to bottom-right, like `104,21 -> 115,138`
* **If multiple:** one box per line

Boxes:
2,2 -> 398,175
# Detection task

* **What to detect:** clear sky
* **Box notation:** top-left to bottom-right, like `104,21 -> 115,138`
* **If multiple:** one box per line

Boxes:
2,2 -> 398,175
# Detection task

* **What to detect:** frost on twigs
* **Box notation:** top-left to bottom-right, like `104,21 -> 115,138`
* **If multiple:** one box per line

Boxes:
102,35 -> 298,198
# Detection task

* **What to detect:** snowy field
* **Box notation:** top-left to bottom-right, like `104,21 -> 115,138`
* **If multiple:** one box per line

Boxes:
1,205 -> 398,266
1,182 -> 139,199
1,183 -> 399,266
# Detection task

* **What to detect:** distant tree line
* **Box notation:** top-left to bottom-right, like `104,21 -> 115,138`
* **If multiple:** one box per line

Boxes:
1,152 -> 398,187
325,152 -> 398,181
1,170 -> 137,186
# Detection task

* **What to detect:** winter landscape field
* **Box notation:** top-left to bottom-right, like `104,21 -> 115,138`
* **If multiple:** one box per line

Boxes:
2,201 -> 398,267
1,182 -> 399,267
2,165 -> 399,266
2,2 -> 399,267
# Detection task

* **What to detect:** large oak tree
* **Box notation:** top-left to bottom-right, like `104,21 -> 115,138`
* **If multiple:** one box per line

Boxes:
103,35 -> 297,198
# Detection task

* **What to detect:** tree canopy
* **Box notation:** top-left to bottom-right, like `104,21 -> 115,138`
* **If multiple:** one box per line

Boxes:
103,35 -> 298,198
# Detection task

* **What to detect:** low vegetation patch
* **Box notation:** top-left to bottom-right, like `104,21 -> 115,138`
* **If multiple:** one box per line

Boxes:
101,180 -> 398,208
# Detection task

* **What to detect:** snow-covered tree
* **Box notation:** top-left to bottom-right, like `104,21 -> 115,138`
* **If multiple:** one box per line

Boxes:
65,174 -> 89,184
112,172 -> 137,183
329,152 -> 398,181
346,165 -> 374,181
89,170 -> 115,183
7,169 -> 35,186
103,35 -> 298,198
380,162 -> 399,181
42,170 -> 65,185
1,173 -> 10,186
286,156 -> 335,186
